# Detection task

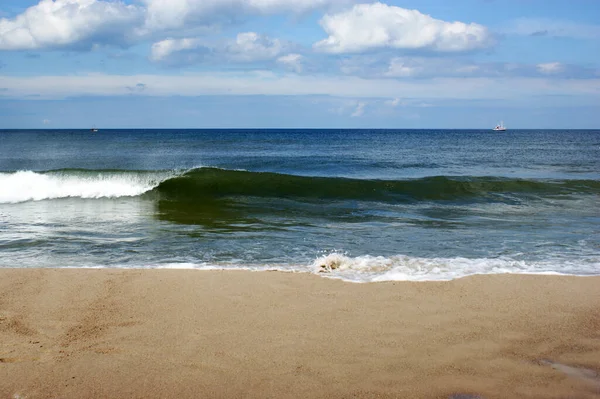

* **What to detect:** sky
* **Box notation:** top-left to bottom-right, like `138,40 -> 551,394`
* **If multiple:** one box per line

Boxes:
0,0 -> 599,128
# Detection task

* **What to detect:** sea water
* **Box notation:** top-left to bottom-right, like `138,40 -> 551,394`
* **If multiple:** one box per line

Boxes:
0,129 -> 598,282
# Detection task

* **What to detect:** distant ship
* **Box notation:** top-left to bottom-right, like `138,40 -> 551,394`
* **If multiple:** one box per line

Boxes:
91,126 -> 99,132
493,121 -> 506,131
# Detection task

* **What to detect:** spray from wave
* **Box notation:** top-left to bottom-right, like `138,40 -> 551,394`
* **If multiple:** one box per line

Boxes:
0,170 -> 177,204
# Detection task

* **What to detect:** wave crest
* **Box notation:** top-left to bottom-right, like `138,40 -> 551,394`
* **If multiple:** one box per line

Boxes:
3,167 -> 598,205
0,170 -> 173,204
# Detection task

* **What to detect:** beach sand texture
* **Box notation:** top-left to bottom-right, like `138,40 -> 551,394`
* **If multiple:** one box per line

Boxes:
1,269 -> 599,399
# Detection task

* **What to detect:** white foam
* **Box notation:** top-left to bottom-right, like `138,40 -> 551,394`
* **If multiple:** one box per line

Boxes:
39,255 -> 600,283
312,253 -> 597,282
0,170 -> 173,204
155,263 -> 213,270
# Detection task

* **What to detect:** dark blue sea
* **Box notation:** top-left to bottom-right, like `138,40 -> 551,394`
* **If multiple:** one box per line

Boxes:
0,129 -> 598,282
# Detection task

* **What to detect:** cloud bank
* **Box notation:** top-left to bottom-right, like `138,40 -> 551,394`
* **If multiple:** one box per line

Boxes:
1,73 -> 598,102
0,0 -> 345,51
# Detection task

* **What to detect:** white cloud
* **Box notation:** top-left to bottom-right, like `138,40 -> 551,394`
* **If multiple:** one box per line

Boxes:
314,2 -> 493,54
384,57 -> 488,78
150,32 -> 286,64
351,101 -> 366,117
322,97 -> 429,119
384,98 -> 431,108
150,37 -> 203,61
225,32 -> 284,62
0,0 -> 143,50
537,62 -> 564,75
337,56 -> 598,80
0,0 -> 344,51
386,59 -> 420,77
339,56 -> 475,79
385,98 -> 401,107
277,53 -> 303,72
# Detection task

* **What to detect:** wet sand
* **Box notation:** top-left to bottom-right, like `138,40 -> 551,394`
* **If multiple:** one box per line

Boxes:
1,269 -> 599,399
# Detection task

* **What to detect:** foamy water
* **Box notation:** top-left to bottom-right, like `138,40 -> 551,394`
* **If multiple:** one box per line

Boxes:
0,170 -> 174,203
49,253 -> 597,283
310,253 -> 590,282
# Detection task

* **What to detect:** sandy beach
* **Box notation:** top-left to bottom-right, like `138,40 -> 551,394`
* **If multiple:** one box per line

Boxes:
1,269 -> 599,399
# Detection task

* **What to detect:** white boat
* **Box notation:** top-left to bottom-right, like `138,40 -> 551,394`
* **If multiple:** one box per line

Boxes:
493,121 -> 506,131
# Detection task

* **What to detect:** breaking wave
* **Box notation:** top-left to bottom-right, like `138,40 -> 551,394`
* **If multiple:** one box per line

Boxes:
0,169 -> 175,204
2,167 -> 599,205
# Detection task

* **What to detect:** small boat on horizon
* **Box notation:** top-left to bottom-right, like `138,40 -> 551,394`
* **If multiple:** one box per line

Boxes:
91,126 -> 99,132
493,121 -> 506,131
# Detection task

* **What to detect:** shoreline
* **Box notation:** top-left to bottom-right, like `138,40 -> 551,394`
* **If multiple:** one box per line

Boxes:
1,265 -> 591,283
1,269 -> 599,398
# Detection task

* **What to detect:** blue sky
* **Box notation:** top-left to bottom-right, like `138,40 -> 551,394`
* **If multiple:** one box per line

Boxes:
0,0 -> 599,128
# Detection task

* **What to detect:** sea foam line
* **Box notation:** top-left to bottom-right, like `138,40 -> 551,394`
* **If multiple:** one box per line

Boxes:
311,253 -> 598,282
55,253 -> 599,283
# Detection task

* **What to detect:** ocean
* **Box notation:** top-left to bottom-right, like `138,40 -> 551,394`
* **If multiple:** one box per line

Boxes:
0,129 -> 598,282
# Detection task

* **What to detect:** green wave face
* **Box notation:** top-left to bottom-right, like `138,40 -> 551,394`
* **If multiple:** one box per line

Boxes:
152,168 -> 600,227
155,167 -> 600,202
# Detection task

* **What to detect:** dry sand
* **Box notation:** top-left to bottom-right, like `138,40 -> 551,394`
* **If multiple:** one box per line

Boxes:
1,269 -> 599,399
